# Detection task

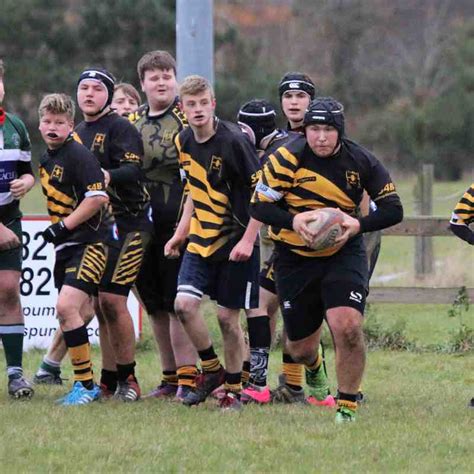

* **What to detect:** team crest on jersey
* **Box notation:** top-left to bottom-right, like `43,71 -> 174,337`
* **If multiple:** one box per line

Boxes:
160,130 -> 174,144
11,133 -> 20,147
346,170 -> 360,188
210,155 -> 222,172
92,133 -> 106,153
51,165 -> 64,182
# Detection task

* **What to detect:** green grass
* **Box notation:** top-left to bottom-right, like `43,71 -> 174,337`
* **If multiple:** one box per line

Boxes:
3,179 -> 471,472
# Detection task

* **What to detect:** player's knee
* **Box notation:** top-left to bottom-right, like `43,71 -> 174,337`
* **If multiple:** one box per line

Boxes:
286,340 -> 314,365
174,297 -> 196,323
99,297 -> 120,323
339,320 -> 364,350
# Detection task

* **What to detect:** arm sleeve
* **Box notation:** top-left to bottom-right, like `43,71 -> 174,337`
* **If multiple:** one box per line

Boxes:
109,120 -> 144,185
359,155 -> 403,232
226,134 -> 261,189
73,148 -> 107,199
249,146 -> 297,229
17,161 -> 33,176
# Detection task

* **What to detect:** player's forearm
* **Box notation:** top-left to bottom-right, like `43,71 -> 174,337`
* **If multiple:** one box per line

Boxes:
63,195 -> 108,230
18,173 -> 35,192
109,163 -> 142,184
250,201 -> 294,230
449,223 -> 474,244
240,217 -> 261,245
358,197 -> 403,233
174,194 -> 193,239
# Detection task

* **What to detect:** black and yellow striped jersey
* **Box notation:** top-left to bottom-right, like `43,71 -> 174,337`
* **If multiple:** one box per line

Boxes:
175,119 -> 261,260
74,112 -> 150,231
252,135 -> 400,257
39,135 -> 109,245
450,183 -> 474,226
129,98 -> 187,231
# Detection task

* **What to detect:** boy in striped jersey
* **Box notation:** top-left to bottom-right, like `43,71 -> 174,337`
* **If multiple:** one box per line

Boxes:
0,59 -> 35,398
165,75 -> 262,410
38,93 -> 109,405
251,97 -> 403,422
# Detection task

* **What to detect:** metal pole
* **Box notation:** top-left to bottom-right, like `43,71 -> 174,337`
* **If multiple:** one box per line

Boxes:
176,0 -> 214,85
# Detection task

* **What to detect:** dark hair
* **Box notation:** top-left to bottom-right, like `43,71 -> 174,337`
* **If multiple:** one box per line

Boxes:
137,50 -> 177,81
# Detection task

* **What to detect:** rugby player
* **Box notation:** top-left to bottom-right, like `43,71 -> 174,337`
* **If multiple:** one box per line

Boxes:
0,59 -> 35,399
250,97 -> 403,422
38,93 -> 108,405
165,75 -> 262,410
131,50 -> 198,401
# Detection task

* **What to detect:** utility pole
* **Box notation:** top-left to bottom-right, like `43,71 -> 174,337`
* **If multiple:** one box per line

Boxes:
176,0 -> 214,85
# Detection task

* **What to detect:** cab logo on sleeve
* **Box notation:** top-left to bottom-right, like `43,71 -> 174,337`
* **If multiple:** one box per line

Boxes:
346,171 -> 360,188
51,165 -> 64,182
378,182 -> 396,197
87,182 -> 103,192
124,152 -> 140,163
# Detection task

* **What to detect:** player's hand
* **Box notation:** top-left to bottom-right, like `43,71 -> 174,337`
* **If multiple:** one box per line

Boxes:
0,224 -> 21,250
42,221 -> 71,245
334,213 -> 361,246
292,210 -> 322,244
102,169 -> 111,187
229,238 -> 253,262
9,179 -> 29,199
164,234 -> 185,259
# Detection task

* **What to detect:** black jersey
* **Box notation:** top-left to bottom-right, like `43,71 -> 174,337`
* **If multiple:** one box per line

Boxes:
74,112 -> 150,232
39,136 -> 109,246
252,135 -> 400,257
175,119 -> 261,260
130,99 -> 187,231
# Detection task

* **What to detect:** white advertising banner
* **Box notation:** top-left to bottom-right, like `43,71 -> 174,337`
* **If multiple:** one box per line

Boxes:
20,216 -> 142,351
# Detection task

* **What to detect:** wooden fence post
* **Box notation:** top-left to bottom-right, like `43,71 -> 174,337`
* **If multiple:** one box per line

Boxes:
414,163 -> 434,276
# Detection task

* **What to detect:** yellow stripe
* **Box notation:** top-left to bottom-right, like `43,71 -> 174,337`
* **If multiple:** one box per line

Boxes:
187,234 -> 230,257
268,155 -> 295,181
72,132 -> 83,145
40,170 -> 75,207
278,147 -> 299,167
188,159 -> 228,205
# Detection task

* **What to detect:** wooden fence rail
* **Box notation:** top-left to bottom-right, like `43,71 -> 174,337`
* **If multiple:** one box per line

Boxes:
371,216 -> 472,304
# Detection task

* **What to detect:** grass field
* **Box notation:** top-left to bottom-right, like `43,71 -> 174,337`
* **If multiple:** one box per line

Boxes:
0,179 -> 471,472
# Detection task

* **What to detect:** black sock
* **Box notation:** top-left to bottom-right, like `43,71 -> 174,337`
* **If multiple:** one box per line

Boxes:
117,362 -> 136,382
101,369 -> 118,392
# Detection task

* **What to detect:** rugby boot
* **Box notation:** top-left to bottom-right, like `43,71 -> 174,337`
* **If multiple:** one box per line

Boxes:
305,343 -> 330,402
218,391 -> 242,411
57,382 -> 100,406
241,384 -> 271,404
33,370 -> 63,385
335,406 -> 356,423
143,381 -> 177,399
8,376 -> 34,399
182,367 -> 225,406
113,375 -> 141,402
271,382 -> 305,404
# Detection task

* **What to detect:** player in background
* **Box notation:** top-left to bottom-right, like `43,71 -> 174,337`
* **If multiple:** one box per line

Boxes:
165,75 -> 262,410
111,83 -> 141,117
0,58 -> 35,399
38,93 -> 109,405
449,182 -> 474,409
251,97 -> 403,422
131,50 -> 198,401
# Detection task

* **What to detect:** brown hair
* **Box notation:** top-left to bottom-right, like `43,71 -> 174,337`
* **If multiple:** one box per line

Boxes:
137,50 -> 176,81
179,75 -> 214,100
38,93 -> 75,121
114,83 -> 142,106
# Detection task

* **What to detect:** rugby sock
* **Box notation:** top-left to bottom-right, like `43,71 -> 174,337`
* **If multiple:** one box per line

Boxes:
63,325 -> 94,390
177,365 -> 199,388
282,353 -> 303,390
162,370 -> 178,386
224,372 -> 242,398
100,369 -> 117,392
247,315 -> 270,387
241,360 -> 250,385
37,356 -> 61,377
305,353 -> 322,373
198,345 -> 222,373
337,392 -> 358,412
117,361 -> 137,382
0,324 -> 24,380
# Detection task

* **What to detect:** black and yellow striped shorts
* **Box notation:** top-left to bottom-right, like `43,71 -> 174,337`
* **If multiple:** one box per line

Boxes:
54,243 -> 107,295
100,231 -> 150,296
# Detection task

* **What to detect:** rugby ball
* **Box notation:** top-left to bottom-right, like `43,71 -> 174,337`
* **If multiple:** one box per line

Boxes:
306,208 -> 344,251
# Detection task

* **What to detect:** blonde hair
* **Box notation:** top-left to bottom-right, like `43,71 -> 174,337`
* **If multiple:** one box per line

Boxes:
38,93 -> 75,121
179,75 -> 214,100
